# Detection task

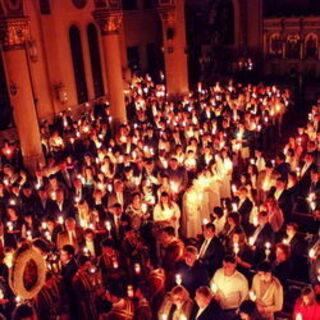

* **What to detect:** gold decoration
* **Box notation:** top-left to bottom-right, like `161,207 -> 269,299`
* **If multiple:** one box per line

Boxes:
0,17 -> 30,50
9,247 -> 46,300
93,9 -> 123,35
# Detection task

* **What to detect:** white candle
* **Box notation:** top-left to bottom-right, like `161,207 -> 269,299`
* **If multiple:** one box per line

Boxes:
175,274 -> 182,285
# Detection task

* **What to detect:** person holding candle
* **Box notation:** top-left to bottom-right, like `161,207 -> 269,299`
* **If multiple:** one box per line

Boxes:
210,255 -> 249,320
175,246 -> 209,297
153,192 -> 181,234
251,262 -> 283,320
230,230 -> 254,280
56,217 -> 83,251
101,285 -> 135,320
158,285 -> 193,320
293,287 -> 320,320
238,300 -> 263,320
198,223 -> 224,277
250,211 -> 275,264
60,244 -> 78,320
159,227 -> 184,288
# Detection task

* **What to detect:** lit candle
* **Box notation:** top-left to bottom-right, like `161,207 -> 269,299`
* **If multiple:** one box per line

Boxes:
175,274 -> 182,285
9,199 -> 16,206
127,285 -> 134,298
134,263 -> 141,275
265,242 -> 271,259
249,290 -> 256,302
249,237 -> 255,247
233,242 -> 240,255
105,221 -> 112,232
202,218 -> 209,225
83,247 -> 90,256
231,184 -> 237,193
141,203 -> 148,214
309,248 -> 316,259
7,222 -> 13,232
57,215 -> 64,225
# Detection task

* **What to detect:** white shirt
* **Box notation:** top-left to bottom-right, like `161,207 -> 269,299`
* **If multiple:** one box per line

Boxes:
211,268 -> 248,310
86,239 -> 95,257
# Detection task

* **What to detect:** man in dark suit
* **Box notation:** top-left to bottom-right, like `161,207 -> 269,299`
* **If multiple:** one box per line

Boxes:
56,160 -> 74,191
105,203 -> 130,242
270,178 -> 293,220
80,228 -> 102,259
275,152 -> 291,182
34,187 -> 50,218
198,223 -> 224,277
192,286 -> 222,320
299,152 -> 318,197
0,222 -> 16,251
56,217 -> 83,251
251,211 -> 275,264
286,222 -> 308,281
159,227 -> 185,288
175,246 -> 209,296
107,179 -> 131,210
60,244 -> 78,320
237,187 -> 253,235
47,188 -> 74,219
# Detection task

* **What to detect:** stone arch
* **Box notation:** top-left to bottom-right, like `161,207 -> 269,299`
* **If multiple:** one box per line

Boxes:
286,33 -> 301,59
304,32 -> 318,59
269,32 -> 283,57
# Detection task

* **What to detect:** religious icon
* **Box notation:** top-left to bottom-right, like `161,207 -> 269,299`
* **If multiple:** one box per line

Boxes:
269,33 -> 283,57
305,33 -> 318,59
286,34 -> 301,59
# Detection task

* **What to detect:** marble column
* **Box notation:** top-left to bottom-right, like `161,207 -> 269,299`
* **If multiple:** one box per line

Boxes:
93,9 -> 126,126
158,0 -> 189,96
0,17 -> 44,171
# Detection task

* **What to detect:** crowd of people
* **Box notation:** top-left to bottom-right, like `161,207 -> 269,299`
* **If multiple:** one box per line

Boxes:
0,74 -> 319,320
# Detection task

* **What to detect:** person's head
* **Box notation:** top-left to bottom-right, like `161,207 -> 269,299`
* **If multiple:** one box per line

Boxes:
257,261 -> 272,282
110,203 -> 122,216
286,222 -> 298,238
275,243 -> 290,262
170,285 -> 190,307
101,239 -> 116,255
132,192 -> 142,206
160,226 -> 175,245
77,255 -> 92,271
56,188 -> 64,202
238,300 -> 259,320
83,228 -> 95,241
65,217 -> 76,231
213,206 -> 223,219
195,286 -> 212,309
301,287 -> 316,306
60,245 -> 75,264
203,223 -> 215,239
169,157 -> 179,170
275,178 -> 285,190
258,211 -> 268,226
276,152 -> 286,164
239,187 -> 248,200
184,246 -> 198,267
12,304 -> 35,320
227,212 -> 240,227
114,179 -> 124,192
233,230 -> 246,245
160,192 -> 170,205
223,255 -> 237,276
